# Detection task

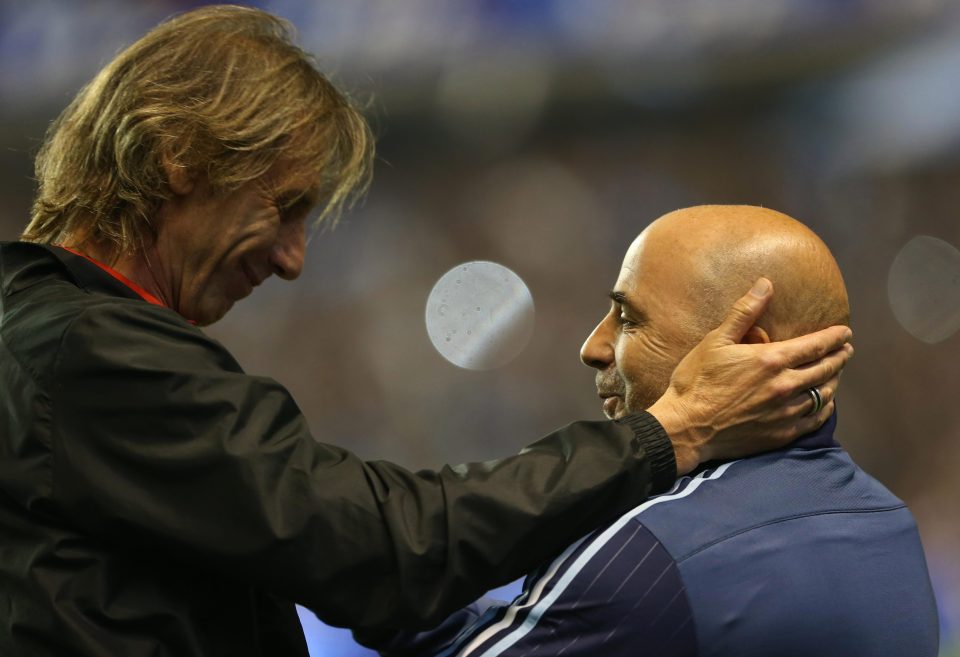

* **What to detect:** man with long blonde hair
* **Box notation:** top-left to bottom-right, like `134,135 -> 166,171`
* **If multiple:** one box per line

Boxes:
0,6 -> 851,656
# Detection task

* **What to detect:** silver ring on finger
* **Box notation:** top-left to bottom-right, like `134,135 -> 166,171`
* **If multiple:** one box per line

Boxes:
805,386 -> 823,416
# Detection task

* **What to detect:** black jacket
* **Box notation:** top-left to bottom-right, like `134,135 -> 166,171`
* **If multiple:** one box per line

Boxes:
0,241 -> 676,657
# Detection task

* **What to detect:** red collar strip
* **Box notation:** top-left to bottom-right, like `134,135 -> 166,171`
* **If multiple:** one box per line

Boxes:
56,245 -> 169,309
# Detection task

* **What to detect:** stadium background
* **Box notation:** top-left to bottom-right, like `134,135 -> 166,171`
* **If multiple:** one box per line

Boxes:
0,1 -> 957,654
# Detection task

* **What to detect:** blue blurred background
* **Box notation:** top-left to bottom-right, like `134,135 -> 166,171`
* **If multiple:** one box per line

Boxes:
2,1 -> 958,654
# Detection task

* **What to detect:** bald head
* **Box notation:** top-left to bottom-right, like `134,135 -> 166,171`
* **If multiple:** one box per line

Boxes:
580,205 -> 849,417
631,205 -> 849,342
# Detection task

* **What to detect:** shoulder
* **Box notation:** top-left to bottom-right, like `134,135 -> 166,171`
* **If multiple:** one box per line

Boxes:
57,300 -> 240,374
7,293 -> 238,390
630,453 -> 937,655
3,290 -> 248,441
633,450 -> 906,562
2,247 -> 233,375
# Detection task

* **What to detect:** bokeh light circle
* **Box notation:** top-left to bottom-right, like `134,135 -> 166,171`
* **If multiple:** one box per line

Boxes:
888,235 -> 960,344
425,261 -> 535,370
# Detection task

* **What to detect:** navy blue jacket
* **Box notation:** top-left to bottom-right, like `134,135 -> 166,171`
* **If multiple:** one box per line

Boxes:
382,414 -> 939,657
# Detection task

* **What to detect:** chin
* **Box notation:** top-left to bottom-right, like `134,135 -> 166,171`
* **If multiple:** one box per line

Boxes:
193,301 -> 234,326
605,403 -> 629,421
614,398 -> 649,420
206,307 -> 232,325
602,396 -> 632,421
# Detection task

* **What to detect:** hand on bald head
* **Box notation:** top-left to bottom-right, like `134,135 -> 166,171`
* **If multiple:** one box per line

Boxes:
631,205 -> 849,344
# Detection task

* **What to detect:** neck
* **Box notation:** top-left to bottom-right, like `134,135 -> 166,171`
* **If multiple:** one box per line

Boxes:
67,240 -> 173,309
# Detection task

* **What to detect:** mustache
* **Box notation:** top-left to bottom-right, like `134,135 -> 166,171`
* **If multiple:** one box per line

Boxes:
595,372 -> 625,397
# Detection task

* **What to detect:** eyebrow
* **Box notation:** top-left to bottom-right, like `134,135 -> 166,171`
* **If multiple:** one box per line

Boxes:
277,187 -> 321,209
609,290 -> 644,317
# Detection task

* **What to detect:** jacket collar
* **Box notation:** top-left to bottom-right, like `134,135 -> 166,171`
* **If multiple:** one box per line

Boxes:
686,405 -> 839,479
791,411 -> 840,450
54,245 -> 168,308
1,241 -> 158,305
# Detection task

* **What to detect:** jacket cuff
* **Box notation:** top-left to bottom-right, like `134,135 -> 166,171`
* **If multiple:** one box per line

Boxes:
618,412 -> 677,493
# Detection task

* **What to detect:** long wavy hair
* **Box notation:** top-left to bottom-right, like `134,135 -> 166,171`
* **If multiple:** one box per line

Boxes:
23,5 -> 373,254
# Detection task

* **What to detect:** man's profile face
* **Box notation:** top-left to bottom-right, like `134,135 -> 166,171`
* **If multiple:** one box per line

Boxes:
153,161 -> 317,325
580,232 -> 701,419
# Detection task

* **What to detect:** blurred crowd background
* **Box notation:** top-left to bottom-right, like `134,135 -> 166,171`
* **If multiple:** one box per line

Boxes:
2,1 -> 959,655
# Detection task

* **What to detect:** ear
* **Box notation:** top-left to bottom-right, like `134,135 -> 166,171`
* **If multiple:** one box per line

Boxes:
161,153 -> 195,196
742,325 -> 771,344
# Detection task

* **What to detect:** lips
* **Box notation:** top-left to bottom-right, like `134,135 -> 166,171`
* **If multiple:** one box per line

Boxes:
598,391 -> 624,419
241,262 -> 264,289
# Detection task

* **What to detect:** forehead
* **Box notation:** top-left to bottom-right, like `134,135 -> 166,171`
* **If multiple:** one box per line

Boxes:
262,159 -> 321,197
614,229 -> 698,309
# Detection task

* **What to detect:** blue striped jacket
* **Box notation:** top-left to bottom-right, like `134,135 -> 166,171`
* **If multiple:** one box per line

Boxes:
375,414 -> 939,657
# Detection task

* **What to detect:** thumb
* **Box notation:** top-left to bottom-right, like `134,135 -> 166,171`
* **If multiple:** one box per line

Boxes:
715,277 -> 773,344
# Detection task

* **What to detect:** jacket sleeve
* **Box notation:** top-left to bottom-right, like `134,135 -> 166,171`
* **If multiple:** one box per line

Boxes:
360,596 -> 505,656
47,303 -> 676,631
367,522 -> 697,657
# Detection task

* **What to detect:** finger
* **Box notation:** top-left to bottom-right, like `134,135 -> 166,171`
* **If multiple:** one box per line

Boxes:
781,388 -> 819,419
817,374 -> 840,407
771,325 -> 853,369
773,396 -> 838,442
713,278 -> 774,344
786,342 -> 853,393
783,374 -> 839,417
792,399 -> 836,437
768,372 -> 841,424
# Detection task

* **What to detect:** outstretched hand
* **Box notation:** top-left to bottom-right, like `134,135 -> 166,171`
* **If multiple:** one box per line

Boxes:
647,278 -> 853,475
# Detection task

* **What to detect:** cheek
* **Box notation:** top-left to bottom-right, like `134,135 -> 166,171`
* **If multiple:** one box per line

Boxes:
199,261 -> 248,314
219,196 -> 281,248
615,331 -> 680,394
615,330 -> 674,370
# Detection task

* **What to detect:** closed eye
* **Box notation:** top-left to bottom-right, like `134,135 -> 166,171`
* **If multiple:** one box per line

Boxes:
608,291 -> 646,329
276,189 -> 319,222
284,201 -> 312,222
616,314 -> 641,330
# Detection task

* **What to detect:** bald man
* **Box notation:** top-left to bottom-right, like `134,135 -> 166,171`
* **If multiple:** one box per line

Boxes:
372,206 -> 939,657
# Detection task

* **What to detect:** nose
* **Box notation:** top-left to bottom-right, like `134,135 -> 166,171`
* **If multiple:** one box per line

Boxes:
580,314 -> 615,369
270,219 -> 305,280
